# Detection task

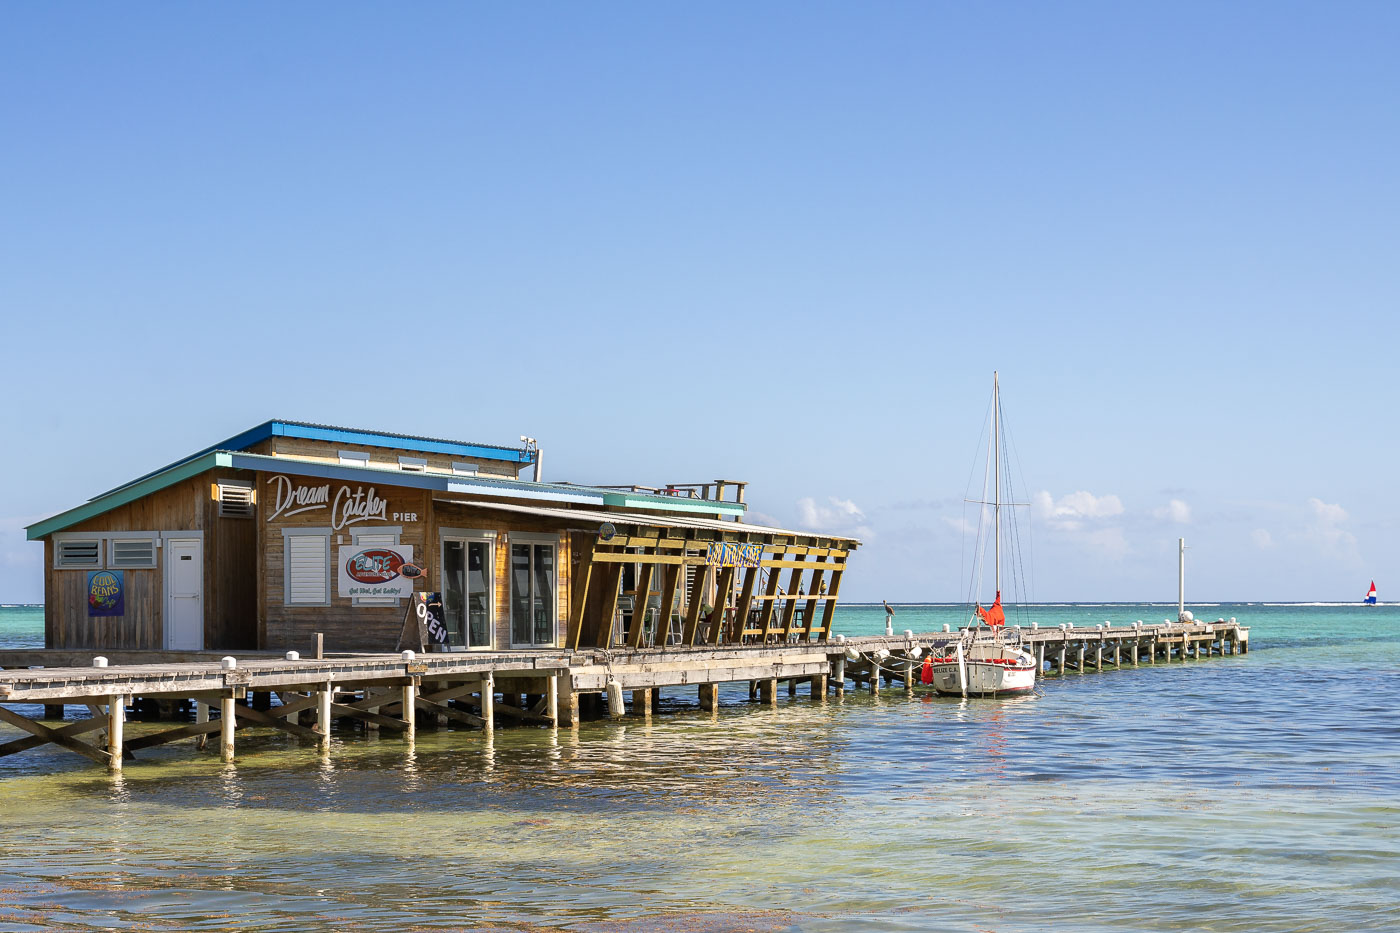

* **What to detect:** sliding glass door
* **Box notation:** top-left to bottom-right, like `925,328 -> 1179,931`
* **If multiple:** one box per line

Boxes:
510,538 -> 556,647
441,536 -> 493,649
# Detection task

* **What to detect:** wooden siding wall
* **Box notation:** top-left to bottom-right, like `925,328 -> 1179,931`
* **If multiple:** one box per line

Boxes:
204,471 -> 259,650
260,473 -> 432,653
44,476 -> 207,650
53,567 -> 161,649
266,437 -> 522,479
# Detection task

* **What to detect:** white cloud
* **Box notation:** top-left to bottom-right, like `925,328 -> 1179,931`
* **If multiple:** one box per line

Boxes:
1153,499 -> 1192,524
1251,528 -> 1274,549
1033,490 -> 1124,531
796,496 -> 874,542
797,496 -> 863,528
745,510 -> 784,529
1308,497 -> 1348,527
941,515 -> 979,535
1305,497 -> 1357,555
1085,527 -> 1130,560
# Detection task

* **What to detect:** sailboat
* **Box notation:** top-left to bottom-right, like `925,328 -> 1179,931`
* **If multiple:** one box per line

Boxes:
1365,581 -> 1378,605
927,372 -> 1038,697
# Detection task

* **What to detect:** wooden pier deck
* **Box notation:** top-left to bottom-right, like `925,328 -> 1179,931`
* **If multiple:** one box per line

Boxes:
0,620 -> 1248,771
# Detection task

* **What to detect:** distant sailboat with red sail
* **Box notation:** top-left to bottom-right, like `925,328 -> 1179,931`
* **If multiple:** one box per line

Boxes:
1365,581 -> 1378,605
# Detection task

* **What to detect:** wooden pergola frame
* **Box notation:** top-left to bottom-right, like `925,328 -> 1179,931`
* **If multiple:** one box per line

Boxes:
567,528 -> 851,650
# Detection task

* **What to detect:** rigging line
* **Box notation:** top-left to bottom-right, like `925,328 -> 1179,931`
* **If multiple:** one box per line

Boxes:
959,392 -> 994,610
999,389 -> 1037,611
970,402 -> 994,614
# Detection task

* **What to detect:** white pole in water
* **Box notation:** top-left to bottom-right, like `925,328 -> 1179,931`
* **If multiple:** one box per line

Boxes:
956,641 -> 968,699
1178,538 -> 1186,620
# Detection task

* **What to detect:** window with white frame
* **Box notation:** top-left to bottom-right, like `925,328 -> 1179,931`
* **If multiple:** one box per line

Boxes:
108,536 -> 157,569
398,456 -> 427,472
338,451 -> 370,467
283,528 -> 331,606
452,462 -> 479,476
55,538 -> 103,568
350,526 -> 402,607
217,480 -> 255,518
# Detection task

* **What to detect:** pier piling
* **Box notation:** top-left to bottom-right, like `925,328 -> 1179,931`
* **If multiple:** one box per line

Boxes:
220,696 -> 235,762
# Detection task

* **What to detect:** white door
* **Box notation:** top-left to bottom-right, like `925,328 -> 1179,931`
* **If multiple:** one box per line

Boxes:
165,537 -> 203,650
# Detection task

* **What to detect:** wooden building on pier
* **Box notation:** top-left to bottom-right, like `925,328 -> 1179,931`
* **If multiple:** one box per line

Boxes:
26,421 -> 859,656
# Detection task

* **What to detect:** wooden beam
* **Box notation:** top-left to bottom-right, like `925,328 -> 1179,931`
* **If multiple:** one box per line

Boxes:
682,563 -> 710,646
778,567 -> 805,639
329,701 -> 409,731
732,565 -> 759,644
596,563 -> 624,649
0,715 -> 107,758
816,569 -> 844,639
627,563 -> 653,649
754,551 -> 785,637
749,593 -> 837,602
761,559 -> 845,571
801,569 -> 827,640
230,701 -> 323,741
595,536 -> 691,550
414,695 -> 487,728
589,552 -> 692,564
566,537 -> 596,651
655,563 -> 681,647
707,565 -> 736,645
126,719 -> 225,751
0,705 -> 110,765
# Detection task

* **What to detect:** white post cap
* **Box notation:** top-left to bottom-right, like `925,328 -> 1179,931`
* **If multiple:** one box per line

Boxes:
285,650 -> 300,661
221,656 -> 237,670
92,656 -> 108,668
401,650 -> 415,661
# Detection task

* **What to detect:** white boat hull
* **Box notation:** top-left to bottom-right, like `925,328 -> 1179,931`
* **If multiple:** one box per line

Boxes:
928,643 -> 1037,697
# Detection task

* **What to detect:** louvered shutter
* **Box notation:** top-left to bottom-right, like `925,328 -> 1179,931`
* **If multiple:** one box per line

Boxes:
286,534 -> 329,605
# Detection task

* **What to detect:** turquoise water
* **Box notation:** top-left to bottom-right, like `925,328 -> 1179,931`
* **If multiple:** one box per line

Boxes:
0,602 -> 1397,931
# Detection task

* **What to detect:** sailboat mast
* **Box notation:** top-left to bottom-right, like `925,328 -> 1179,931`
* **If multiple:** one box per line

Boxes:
993,371 -> 1000,595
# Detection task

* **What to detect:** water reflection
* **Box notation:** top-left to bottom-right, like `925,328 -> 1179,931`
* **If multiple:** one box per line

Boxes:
1,613 -> 1398,933
218,762 -> 243,808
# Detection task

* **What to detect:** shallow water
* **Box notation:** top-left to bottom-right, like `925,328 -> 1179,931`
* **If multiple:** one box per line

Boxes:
1,603 -> 1397,931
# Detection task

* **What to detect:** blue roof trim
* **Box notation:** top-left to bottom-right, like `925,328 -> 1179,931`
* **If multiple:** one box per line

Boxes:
267,422 -> 532,463
95,419 -> 533,499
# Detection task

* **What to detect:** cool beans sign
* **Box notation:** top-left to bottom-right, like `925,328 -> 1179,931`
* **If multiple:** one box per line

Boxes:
87,570 -> 124,617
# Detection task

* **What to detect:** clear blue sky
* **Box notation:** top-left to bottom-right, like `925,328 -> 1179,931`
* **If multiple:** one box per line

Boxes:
3,2 -> 1396,603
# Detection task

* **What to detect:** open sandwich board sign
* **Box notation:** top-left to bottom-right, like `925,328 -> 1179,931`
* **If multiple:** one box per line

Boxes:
396,592 -> 451,653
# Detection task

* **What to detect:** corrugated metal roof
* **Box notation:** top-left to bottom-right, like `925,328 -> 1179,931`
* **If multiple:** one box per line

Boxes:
28,451 -> 746,539
96,419 -> 536,500
431,498 -> 860,545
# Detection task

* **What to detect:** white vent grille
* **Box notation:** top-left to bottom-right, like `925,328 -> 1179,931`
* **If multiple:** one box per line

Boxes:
398,457 -> 427,472
218,482 -> 255,518
109,537 -> 157,568
339,451 -> 370,466
56,539 -> 102,568
285,533 -> 329,605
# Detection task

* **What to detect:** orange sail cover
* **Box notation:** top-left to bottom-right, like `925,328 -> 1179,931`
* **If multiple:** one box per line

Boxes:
975,591 -> 1006,626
